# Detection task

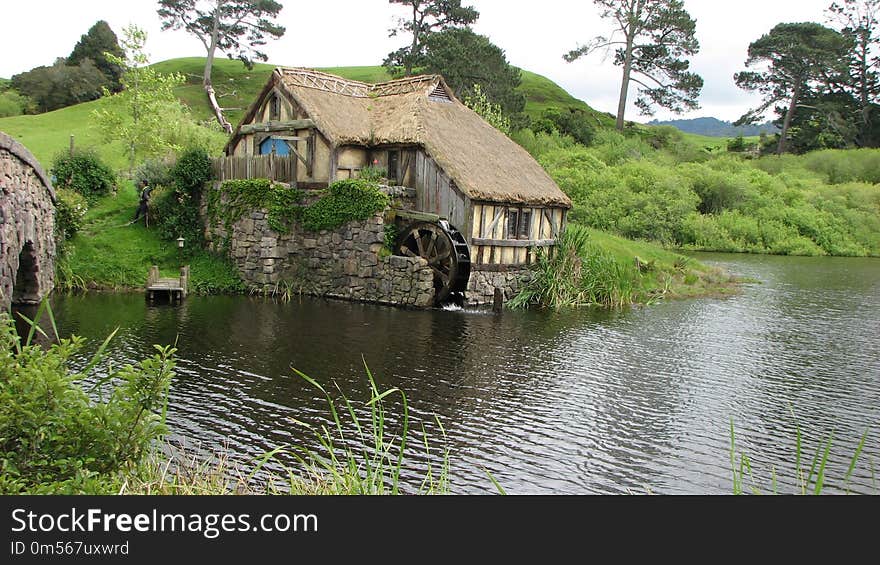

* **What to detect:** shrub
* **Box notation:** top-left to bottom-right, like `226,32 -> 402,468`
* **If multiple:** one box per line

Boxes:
0,306 -> 175,494
171,147 -> 213,200
300,179 -> 390,232
50,149 -> 116,203
54,188 -> 89,241
150,148 -> 215,247
134,154 -> 176,189
534,107 -> 595,146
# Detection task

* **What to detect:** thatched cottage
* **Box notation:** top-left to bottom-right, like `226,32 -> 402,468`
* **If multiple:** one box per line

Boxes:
222,68 -> 571,272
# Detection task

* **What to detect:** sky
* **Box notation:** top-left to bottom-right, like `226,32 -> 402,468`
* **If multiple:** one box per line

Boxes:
0,0 -> 835,123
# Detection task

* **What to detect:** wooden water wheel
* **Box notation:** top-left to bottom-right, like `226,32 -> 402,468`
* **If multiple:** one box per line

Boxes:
398,220 -> 471,305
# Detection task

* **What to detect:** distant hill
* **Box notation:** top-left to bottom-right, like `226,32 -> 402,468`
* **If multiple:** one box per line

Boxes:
648,117 -> 778,138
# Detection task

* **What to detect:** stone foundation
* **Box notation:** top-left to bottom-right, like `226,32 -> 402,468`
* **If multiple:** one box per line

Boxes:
207,192 -> 435,308
466,266 -> 533,307
206,183 -> 535,309
0,133 -> 56,311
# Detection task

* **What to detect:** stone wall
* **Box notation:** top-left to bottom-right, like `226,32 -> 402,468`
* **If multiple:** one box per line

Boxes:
206,183 -> 535,309
466,267 -> 533,307
207,194 -> 435,308
0,132 -> 56,311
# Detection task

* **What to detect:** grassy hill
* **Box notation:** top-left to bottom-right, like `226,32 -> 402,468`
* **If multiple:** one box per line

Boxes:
0,57 -> 614,170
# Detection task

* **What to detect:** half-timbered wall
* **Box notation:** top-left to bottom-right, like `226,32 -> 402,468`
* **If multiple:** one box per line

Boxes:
470,203 -> 566,266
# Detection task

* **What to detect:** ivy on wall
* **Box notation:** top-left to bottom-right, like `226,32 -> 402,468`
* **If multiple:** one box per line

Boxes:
208,178 -> 305,235
209,178 -> 390,236
300,180 -> 390,232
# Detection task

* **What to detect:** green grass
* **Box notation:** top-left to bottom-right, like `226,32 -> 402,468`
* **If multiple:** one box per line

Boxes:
58,182 -> 244,294
509,224 -> 742,309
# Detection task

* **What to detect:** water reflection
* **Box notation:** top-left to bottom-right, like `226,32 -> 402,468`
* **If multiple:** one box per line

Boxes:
28,254 -> 880,494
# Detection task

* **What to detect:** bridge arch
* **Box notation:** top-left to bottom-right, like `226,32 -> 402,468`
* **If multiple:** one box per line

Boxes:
0,131 -> 56,311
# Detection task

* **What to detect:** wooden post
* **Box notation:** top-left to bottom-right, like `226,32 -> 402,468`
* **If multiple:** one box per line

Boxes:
493,287 -> 503,313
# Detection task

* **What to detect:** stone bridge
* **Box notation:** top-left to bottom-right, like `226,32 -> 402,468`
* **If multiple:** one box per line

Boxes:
0,131 -> 56,312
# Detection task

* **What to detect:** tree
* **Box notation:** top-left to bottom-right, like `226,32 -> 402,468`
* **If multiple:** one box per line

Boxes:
734,22 -> 849,154
564,0 -> 703,132
463,84 -> 511,135
422,28 -> 525,117
827,0 -> 880,144
11,59 -> 107,113
67,20 -> 125,92
93,26 -> 204,174
385,0 -> 479,76
157,0 -> 285,133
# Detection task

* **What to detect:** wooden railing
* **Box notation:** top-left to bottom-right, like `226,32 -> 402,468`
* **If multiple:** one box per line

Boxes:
212,155 -> 297,183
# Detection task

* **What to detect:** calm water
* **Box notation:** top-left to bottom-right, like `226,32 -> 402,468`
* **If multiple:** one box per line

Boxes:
24,253 -> 880,494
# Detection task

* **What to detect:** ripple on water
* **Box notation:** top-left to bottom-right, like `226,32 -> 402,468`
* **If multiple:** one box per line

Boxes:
35,254 -> 880,494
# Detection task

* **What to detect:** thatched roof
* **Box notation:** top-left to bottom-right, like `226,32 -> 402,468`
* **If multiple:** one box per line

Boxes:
235,68 -> 571,208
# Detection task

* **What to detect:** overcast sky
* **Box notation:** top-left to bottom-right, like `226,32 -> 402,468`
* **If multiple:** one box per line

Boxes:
1,0 -> 834,122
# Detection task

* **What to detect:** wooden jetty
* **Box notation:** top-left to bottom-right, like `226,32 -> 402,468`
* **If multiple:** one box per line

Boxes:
146,265 -> 189,303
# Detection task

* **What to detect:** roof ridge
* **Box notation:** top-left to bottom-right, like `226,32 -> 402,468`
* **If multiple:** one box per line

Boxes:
278,67 -> 440,98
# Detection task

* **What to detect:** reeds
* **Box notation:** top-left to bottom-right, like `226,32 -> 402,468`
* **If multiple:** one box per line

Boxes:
127,360 -> 450,495
729,411 -> 875,495
508,225 -> 642,309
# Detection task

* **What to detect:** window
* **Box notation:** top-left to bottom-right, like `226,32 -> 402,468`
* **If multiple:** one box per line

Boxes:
269,95 -> 280,121
507,209 -> 532,239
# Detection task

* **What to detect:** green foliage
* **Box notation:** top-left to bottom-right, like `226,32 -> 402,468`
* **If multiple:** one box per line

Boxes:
464,83 -> 512,135
735,22 -> 849,154
534,133 -> 880,257
150,148 -> 215,247
56,181 -> 243,293
422,28 -> 525,117
565,0 -> 703,129
11,59 -> 108,114
67,20 -> 125,92
93,25 -> 216,173
209,178 -> 305,237
509,225 -> 642,309
50,149 -> 116,203
134,154 -> 176,189
0,304 -> 175,494
385,0 -> 479,75
533,107 -> 595,146
359,165 -> 388,183
54,188 -> 89,241
300,180 -> 390,232
0,90 -> 32,118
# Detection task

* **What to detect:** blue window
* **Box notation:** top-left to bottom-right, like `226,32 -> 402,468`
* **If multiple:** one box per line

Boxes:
259,137 -> 290,156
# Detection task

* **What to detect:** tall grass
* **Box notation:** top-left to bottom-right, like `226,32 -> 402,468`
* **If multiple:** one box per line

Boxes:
509,225 -> 642,309
729,412 -> 875,495
127,361 -> 450,495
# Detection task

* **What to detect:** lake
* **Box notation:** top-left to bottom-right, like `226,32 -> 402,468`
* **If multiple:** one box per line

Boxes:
25,253 -> 880,494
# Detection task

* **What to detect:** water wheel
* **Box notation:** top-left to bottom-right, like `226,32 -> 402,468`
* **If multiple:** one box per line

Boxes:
398,220 -> 471,305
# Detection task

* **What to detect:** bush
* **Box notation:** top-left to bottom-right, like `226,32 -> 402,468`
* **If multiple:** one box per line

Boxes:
54,188 -> 89,241
534,107 -> 595,146
50,149 -> 116,203
150,148 -> 215,247
171,148 -> 213,200
134,154 -> 176,189
300,179 -> 390,232
0,307 -> 175,494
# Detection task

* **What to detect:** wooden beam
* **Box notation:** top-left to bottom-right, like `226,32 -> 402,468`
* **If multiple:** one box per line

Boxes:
239,119 -> 316,135
482,207 -> 505,239
472,238 -> 556,248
